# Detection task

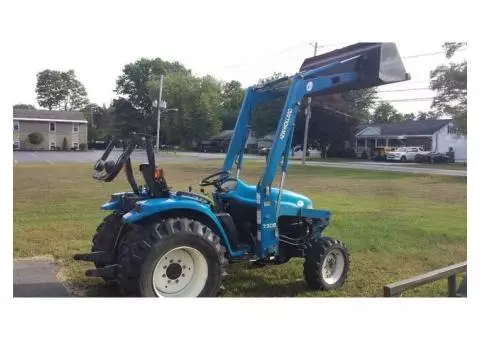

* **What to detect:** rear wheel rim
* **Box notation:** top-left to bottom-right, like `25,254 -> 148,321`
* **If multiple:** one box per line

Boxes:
321,249 -> 345,285
152,246 -> 208,297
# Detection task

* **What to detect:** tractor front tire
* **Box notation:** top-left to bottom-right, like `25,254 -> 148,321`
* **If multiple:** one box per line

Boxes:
117,217 -> 227,297
91,212 -> 123,282
303,237 -> 350,291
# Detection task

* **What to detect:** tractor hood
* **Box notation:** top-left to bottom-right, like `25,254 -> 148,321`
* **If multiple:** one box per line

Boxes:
276,188 -> 313,210
222,179 -> 313,214
299,42 -> 410,95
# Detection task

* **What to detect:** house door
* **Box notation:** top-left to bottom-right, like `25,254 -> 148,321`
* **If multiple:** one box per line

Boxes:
368,139 -> 376,157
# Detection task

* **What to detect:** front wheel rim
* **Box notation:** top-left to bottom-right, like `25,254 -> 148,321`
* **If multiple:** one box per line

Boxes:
152,246 -> 208,297
321,249 -> 345,285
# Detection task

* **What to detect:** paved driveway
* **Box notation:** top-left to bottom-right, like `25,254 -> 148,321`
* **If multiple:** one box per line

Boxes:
13,258 -> 70,297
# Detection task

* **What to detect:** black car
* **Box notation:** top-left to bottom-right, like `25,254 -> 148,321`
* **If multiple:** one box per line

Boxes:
414,152 -> 450,164
199,140 -> 228,153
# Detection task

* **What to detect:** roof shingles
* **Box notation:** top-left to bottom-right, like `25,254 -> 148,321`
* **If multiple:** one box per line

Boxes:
357,119 -> 452,136
13,108 -> 87,122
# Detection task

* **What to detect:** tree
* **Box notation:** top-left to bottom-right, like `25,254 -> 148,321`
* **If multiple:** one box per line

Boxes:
416,110 -> 441,120
340,88 -> 378,123
115,58 -> 190,114
154,72 -> 223,146
36,69 -> 89,111
60,70 -> 89,111
110,98 -> 144,138
194,75 -> 223,141
36,70 -> 65,110
82,103 -> 111,142
371,102 -> 403,123
28,132 -> 44,145
220,80 -> 244,130
251,72 -> 288,137
115,58 -> 193,143
13,104 -> 36,110
404,113 -> 416,121
430,42 -> 467,133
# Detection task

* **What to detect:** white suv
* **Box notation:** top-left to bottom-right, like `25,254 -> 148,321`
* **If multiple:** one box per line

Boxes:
386,147 -> 428,162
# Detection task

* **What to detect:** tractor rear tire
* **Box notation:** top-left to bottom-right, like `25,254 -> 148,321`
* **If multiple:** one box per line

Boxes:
117,217 -> 227,297
91,212 -> 123,282
303,237 -> 350,291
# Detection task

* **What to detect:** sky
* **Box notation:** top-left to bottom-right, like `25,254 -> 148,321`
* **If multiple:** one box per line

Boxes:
9,0 -> 468,115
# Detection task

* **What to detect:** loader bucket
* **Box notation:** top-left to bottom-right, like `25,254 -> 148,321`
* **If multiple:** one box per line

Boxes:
299,43 -> 410,94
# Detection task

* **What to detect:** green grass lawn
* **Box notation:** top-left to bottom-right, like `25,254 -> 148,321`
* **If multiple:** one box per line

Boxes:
13,161 -> 467,297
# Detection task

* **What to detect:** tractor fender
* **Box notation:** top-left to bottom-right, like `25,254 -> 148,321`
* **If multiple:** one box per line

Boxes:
122,198 -> 235,255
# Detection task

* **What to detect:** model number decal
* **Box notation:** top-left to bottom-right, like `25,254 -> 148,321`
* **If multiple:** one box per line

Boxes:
279,108 -> 292,140
262,223 -> 277,229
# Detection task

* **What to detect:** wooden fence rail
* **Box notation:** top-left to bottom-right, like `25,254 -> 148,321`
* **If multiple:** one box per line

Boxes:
384,261 -> 467,297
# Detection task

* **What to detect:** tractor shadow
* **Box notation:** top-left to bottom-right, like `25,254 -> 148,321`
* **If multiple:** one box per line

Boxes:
81,282 -> 123,297
221,264 -> 315,297
77,272 -> 311,298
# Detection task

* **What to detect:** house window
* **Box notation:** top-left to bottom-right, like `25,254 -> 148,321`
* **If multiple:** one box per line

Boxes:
376,139 -> 386,147
49,141 -> 56,150
13,120 -> 19,131
49,122 -> 56,132
73,123 -> 79,133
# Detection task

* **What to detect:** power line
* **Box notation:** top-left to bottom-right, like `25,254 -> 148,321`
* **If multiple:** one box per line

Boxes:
377,97 -> 434,103
225,42 -> 349,70
403,49 -> 466,59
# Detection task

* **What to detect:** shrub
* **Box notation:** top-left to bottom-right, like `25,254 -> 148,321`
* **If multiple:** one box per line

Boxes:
62,137 -> 68,151
28,132 -> 44,145
79,143 -> 87,151
326,147 -> 357,158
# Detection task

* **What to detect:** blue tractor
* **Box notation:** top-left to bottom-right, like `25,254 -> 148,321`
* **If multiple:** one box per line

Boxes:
74,43 -> 409,297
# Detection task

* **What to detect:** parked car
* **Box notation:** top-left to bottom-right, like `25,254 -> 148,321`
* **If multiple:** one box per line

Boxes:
199,140 -> 228,153
88,141 -> 108,150
290,145 -> 321,158
373,147 -> 397,161
386,146 -> 429,162
258,147 -> 270,155
415,152 -> 451,164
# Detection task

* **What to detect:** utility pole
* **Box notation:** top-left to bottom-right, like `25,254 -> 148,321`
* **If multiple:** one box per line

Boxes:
156,75 -> 164,153
302,42 -> 318,165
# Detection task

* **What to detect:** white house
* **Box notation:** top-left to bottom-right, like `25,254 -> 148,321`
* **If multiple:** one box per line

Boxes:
355,119 -> 467,162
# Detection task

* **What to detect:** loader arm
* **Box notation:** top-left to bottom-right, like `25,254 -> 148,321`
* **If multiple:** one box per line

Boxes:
222,42 -> 410,258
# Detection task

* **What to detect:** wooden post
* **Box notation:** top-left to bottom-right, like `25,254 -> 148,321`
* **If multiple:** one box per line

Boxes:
448,275 -> 457,297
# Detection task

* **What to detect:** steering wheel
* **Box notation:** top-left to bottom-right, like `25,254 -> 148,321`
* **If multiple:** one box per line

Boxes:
93,139 -> 135,182
200,170 -> 232,188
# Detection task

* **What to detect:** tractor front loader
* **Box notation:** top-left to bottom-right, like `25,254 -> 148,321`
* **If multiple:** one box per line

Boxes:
74,43 -> 410,297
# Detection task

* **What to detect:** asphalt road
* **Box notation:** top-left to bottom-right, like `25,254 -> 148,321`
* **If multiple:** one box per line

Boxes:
13,258 -> 70,297
13,151 -> 466,177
